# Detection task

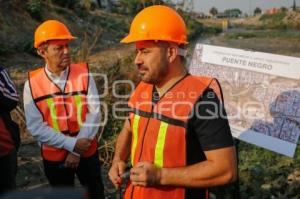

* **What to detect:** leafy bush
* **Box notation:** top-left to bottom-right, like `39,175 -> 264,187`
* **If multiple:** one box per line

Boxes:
177,9 -> 203,41
259,12 -> 288,30
25,0 -> 42,20
203,26 -> 222,35
0,44 -> 9,55
21,40 -> 37,56
119,0 -> 165,16
186,20 -> 204,41
259,12 -> 286,21
238,141 -> 300,198
51,0 -> 80,9
119,0 -> 143,16
75,6 -> 89,19
90,1 -> 96,11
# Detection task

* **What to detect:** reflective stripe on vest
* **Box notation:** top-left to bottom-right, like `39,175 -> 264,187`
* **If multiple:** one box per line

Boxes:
154,121 -> 168,168
74,94 -> 83,127
46,98 -> 59,132
131,114 -> 140,165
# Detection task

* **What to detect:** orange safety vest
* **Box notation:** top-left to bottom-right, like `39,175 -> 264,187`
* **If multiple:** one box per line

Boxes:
125,75 -> 222,199
29,63 -> 97,161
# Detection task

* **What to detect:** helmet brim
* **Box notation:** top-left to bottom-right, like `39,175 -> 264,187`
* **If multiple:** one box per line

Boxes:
120,34 -> 188,45
35,35 -> 77,48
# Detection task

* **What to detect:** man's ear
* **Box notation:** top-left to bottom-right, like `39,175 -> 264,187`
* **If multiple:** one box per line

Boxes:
167,46 -> 178,63
37,48 -> 46,58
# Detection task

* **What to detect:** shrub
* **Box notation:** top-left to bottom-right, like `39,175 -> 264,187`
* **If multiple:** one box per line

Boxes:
259,12 -> 286,21
25,0 -> 42,20
20,40 -> 37,56
0,44 -> 9,55
51,0 -> 80,9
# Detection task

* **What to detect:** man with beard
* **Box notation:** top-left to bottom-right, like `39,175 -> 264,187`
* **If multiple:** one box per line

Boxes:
23,20 -> 104,199
108,5 -> 237,199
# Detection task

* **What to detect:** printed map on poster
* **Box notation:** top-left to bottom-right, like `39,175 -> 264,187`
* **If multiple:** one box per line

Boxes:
189,44 -> 300,157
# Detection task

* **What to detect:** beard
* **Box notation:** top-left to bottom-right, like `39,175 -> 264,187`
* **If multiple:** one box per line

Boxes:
139,63 -> 168,85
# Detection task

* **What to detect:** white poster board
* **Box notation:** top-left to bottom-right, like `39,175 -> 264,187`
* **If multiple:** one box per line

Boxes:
189,44 -> 300,157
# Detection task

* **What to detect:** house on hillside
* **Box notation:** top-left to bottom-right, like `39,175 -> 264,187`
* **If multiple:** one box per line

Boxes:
264,8 -> 280,14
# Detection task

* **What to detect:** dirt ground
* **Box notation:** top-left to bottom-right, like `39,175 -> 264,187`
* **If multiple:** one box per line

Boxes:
16,140 -> 117,198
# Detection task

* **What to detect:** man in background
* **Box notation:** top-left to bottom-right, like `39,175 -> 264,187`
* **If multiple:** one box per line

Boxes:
23,20 -> 104,199
0,66 -> 19,195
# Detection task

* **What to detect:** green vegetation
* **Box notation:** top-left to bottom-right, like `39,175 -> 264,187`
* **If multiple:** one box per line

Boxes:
90,53 -> 137,166
259,12 -> 287,29
234,11 -> 300,30
238,141 -> 300,198
209,140 -> 300,198
225,30 -> 300,39
209,6 -> 218,16
260,12 -> 286,21
25,0 -> 43,20
178,9 -> 222,41
51,0 -> 80,9
254,7 -> 262,15
224,8 -> 242,17
0,43 -> 9,56
20,40 -> 37,56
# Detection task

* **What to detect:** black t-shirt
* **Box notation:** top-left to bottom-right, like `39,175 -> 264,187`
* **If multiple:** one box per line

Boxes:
152,87 -> 233,162
188,88 -> 234,151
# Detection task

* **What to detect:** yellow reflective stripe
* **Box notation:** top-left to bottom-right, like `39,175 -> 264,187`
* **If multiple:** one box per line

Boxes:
46,98 -> 59,132
131,115 -> 140,165
74,95 -> 83,127
154,121 -> 168,168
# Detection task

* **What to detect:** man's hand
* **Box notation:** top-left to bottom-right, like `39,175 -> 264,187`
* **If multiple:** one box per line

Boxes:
64,153 -> 80,168
130,162 -> 161,187
108,160 -> 127,189
74,138 -> 91,154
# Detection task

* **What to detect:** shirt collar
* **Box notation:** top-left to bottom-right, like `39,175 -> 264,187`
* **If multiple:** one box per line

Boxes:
45,64 -> 69,79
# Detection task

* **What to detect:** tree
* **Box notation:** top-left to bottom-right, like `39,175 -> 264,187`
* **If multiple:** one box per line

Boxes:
96,0 -> 102,8
106,0 -> 112,12
280,6 -> 288,13
254,7 -> 262,15
224,8 -> 242,17
209,7 -> 218,16
120,0 -> 164,15
293,0 -> 296,11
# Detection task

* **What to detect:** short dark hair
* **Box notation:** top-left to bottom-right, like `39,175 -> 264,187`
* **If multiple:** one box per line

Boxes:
38,42 -> 49,51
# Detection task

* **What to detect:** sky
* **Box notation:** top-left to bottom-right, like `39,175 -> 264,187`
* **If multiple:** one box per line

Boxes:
173,0 -> 300,14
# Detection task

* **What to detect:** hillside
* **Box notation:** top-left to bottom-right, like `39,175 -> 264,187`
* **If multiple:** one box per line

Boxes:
0,0 -> 130,68
231,11 -> 300,29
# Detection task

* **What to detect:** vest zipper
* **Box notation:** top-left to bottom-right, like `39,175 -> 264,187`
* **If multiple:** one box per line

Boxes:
43,67 -> 72,132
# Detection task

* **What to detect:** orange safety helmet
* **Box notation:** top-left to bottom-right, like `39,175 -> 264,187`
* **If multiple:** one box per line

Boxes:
34,20 -> 76,48
121,5 -> 187,44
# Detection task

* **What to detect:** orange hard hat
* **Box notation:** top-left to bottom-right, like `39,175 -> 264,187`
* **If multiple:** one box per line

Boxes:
121,5 -> 187,44
34,20 -> 76,48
